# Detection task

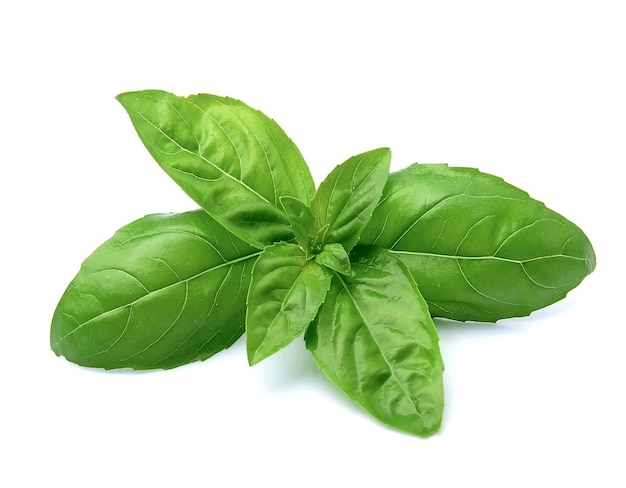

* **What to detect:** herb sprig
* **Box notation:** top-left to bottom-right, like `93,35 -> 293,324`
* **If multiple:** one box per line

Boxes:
51,90 -> 595,437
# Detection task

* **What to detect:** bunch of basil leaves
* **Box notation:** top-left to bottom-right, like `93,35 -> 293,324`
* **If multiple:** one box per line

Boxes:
51,90 -> 596,437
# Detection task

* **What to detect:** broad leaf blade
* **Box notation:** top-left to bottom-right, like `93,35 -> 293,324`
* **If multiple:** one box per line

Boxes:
246,243 -> 332,365
306,246 -> 445,437
311,148 -> 391,252
51,210 -> 259,370
116,90 -> 315,248
361,164 -> 596,322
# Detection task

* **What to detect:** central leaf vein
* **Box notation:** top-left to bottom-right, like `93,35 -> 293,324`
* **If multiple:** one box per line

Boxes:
334,272 -> 425,422
127,103 -> 271,205
52,251 -> 261,347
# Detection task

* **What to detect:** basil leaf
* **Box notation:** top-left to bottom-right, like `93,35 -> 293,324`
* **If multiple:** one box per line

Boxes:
306,246 -> 444,437
246,243 -> 332,365
50,210 -> 259,370
314,243 -> 352,276
280,195 -> 315,251
361,164 -> 596,321
310,148 -> 391,252
116,90 -> 315,249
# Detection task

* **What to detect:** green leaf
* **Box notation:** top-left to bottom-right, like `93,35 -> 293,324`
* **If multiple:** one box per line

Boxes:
116,90 -> 315,249
280,195 -> 315,251
51,210 -> 259,370
310,148 -> 391,252
306,246 -> 444,437
361,164 -> 596,321
246,243 -> 332,365
314,243 -> 352,276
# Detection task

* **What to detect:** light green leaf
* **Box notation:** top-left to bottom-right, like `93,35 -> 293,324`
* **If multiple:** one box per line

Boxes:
314,243 -> 351,276
246,243 -> 332,365
280,195 -> 315,251
361,164 -> 596,321
306,246 -> 444,437
311,148 -> 391,252
51,210 -> 259,370
116,90 -> 315,248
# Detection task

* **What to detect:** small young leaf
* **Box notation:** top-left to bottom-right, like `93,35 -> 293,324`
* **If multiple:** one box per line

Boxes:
309,223 -> 330,257
311,147 -> 391,252
246,242 -> 332,365
280,195 -> 316,251
116,90 -> 315,249
361,164 -> 596,322
314,243 -> 352,276
51,210 -> 259,370
306,246 -> 444,437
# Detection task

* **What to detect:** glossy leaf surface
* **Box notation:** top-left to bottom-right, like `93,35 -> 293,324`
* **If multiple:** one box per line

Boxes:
51,211 -> 259,370
116,90 -> 315,248
246,243 -> 332,365
361,164 -> 596,321
306,246 -> 444,437
311,148 -> 391,252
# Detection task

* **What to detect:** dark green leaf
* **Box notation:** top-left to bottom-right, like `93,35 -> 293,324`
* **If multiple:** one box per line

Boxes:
246,243 -> 332,365
314,243 -> 352,276
51,210 -> 259,370
306,246 -> 444,437
361,164 -> 596,321
311,148 -> 391,252
116,90 -> 315,248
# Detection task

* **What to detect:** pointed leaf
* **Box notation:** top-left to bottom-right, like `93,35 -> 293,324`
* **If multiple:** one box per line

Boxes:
116,90 -> 315,248
280,195 -> 315,251
51,210 -> 259,370
306,246 -> 444,437
361,164 -> 596,321
314,243 -> 351,276
246,243 -> 332,365
311,148 -> 391,252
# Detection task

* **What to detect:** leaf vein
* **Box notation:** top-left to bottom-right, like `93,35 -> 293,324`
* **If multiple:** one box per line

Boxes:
52,252 -> 261,348
334,273 -> 425,422
125,104 -> 270,204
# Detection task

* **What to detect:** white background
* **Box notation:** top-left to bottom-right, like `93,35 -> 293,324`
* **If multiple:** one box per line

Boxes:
2,1 -> 624,486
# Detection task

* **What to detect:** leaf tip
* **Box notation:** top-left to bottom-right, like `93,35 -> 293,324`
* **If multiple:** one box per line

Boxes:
246,346 -> 265,367
364,147 -> 392,167
114,90 -> 135,105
